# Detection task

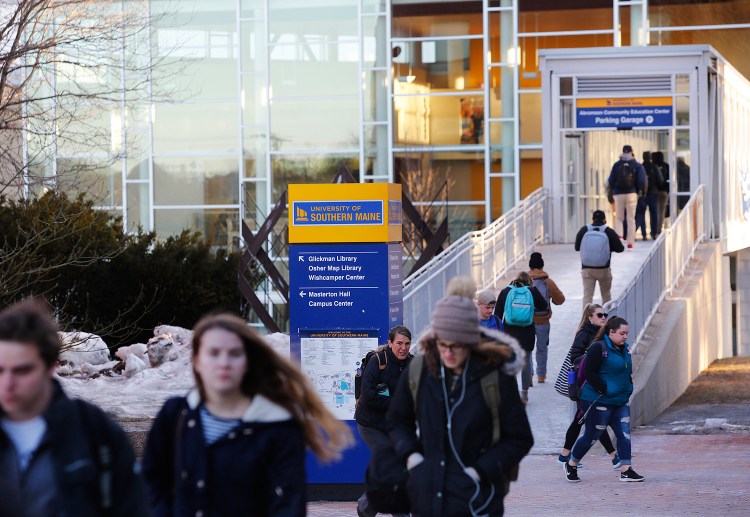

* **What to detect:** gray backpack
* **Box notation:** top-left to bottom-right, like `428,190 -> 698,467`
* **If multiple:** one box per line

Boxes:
532,277 -> 551,318
580,224 -> 610,267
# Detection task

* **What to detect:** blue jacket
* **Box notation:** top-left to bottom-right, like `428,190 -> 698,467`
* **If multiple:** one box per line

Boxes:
142,390 -> 306,517
355,346 -> 411,431
608,155 -> 647,195
580,336 -> 633,406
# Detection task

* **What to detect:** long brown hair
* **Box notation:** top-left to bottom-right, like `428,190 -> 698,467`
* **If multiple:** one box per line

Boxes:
593,316 -> 629,343
576,303 -> 603,334
191,313 -> 353,462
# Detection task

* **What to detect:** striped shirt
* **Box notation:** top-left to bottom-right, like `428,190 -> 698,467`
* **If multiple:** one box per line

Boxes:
199,406 -> 242,445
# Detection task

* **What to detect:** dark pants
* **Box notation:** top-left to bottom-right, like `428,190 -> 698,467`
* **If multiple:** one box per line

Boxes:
645,192 -> 659,237
357,425 -> 408,517
635,196 -> 647,238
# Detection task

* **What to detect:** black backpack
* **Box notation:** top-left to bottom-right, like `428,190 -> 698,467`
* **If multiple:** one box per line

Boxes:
615,161 -> 635,190
354,347 -> 387,403
649,163 -> 665,191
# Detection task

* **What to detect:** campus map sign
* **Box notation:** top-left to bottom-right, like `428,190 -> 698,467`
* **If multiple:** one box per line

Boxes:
576,97 -> 673,129
288,183 -> 403,483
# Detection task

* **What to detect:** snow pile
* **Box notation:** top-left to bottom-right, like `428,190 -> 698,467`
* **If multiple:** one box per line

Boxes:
671,418 -> 750,434
59,332 -> 111,368
58,327 -> 291,420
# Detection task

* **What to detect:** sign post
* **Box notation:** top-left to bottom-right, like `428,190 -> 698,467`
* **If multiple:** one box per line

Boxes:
288,183 -> 402,489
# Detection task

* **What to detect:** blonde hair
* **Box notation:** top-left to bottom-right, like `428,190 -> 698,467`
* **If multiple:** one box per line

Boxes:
192,313 -> 353,462
513,271 -> 533,287
576,303 -> 603,334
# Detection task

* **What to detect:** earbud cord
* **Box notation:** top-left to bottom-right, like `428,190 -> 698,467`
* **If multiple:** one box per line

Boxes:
441,356 -> 495,517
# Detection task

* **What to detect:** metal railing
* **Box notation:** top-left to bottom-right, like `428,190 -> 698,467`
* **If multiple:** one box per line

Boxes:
607,185 -> 706,352
402,188 -> 550,337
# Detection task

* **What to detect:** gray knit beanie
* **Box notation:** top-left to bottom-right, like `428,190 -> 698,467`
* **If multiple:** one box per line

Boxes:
430,276 -> 481,345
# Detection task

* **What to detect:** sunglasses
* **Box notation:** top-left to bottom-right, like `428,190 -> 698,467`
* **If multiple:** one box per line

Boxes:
594,312 -> 608,318
437,342 -> 468,352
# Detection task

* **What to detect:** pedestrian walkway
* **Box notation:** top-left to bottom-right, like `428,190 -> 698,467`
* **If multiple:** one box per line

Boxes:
520,241 -> 655,454
310,239 -> 750,516
308,433 -> 750,516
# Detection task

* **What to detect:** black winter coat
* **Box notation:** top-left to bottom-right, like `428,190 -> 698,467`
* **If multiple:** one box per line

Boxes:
387,354 -> 533,517
569,320 -> 601,365
355,346 -> 411,430
494,285 -> 548,351
0,381 -> 148,517
142,390 -> 306,517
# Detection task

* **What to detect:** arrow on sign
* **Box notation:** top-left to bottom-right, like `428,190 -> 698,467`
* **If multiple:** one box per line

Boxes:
298,255 -> 305,262
299,291 -> 307,298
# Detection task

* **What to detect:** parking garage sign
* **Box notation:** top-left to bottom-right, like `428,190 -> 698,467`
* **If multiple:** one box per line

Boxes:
576,97 -> 673,128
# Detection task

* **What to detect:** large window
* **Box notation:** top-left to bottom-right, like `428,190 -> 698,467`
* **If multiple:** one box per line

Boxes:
153,157 -> 239,205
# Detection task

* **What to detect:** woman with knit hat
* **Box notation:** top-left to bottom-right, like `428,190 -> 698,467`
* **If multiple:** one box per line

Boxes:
387,276 -> 533,517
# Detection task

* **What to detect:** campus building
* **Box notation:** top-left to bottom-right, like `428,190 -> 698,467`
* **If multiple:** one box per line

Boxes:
17,1 -> 750,247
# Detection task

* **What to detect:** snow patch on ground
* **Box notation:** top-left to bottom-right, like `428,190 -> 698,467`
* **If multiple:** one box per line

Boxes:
58,328 -> 291,420
670,418 -> 750,434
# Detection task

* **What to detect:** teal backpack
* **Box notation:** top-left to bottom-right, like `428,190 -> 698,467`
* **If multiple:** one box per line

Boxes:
503,284 -> 534,326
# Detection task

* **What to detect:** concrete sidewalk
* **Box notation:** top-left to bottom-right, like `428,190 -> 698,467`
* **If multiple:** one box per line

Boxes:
308,242 -> 750,515
308,433 -> 750,516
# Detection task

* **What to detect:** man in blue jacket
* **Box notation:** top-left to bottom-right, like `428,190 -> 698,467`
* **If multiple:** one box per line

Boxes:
608,144 -> 647,249
355,325 -> 413,517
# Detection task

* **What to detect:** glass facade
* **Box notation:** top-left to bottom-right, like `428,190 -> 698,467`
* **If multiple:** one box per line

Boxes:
22,0 -> 750,247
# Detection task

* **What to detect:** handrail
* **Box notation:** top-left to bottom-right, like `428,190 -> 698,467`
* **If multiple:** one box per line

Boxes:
402,188 -> 550,337
607,185 -> 706,353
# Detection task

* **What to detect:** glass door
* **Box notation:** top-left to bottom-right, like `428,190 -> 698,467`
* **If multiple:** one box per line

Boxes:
561,131 -> 585,242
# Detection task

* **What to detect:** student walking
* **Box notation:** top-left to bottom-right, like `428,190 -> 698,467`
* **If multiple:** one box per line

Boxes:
574,210 -> 625,307
608,144 -> 647,249
0,299 -> 149,517
564,316 -> 645,483
388,276 -> 533,517
527,252 -> 565,384
556,304 -> 620,469
475,289 -> 502,331
355,325 -> 413,517
142,313 -> 352,517
494,272 -> 548,404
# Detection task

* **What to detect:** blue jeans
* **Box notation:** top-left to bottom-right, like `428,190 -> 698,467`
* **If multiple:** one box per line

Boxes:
570,400 -> 632,466
534,323 -> 550,377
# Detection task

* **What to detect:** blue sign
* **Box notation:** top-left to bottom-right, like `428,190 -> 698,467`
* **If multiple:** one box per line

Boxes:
577,105 -> 673,129
290,242 -> 403,484
292,200 -> 383,226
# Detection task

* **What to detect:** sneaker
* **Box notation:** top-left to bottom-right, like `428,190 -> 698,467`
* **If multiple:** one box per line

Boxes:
612,453 -> 621,469
538,375 -> 546,383
520,390 -> 528,404
627,243 -> 634,249
564,462 -> 580,483
619,467 -> 645,482
557,454 -> 583,468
